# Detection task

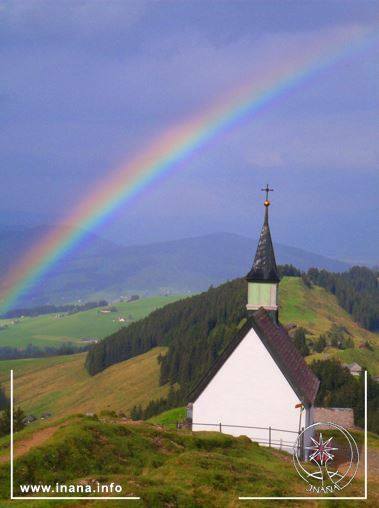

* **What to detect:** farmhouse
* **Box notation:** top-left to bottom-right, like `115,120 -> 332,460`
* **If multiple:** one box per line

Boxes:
343,362 -> 362,377
187,188 -> 320,453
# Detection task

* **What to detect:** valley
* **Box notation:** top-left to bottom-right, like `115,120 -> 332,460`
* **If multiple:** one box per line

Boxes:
0,295 -> 182,348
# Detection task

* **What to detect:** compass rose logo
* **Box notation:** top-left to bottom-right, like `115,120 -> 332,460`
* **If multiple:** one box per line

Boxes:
307,433 -> 338,466
293,422 -> 359,494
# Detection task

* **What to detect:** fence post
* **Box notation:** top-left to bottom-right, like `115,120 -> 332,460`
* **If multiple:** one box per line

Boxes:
300,427 -> 305,461
269,426 -> 271,447
219,422 -> 222,433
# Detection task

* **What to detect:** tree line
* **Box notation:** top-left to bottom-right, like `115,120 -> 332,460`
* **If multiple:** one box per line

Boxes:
1,300 -> 108,319
85,276 -> 246,377
0,342 -> 90,361
306,266 -> 378,331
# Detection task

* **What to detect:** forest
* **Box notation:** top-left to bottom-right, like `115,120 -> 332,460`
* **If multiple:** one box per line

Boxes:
85,266 -> 378,429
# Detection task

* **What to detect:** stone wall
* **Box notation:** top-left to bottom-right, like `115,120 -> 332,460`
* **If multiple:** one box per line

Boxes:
313,407 -> 354,429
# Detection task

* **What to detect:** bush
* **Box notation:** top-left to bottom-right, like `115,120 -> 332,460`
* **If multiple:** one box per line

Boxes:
293,328 -> 310,357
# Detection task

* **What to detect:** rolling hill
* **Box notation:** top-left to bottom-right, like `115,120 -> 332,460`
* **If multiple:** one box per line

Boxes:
0,348 -> 169,418
0,226 -> 351,309
280,278 -> 379,374
0,295 -> 182,348
86,276 -> 379,389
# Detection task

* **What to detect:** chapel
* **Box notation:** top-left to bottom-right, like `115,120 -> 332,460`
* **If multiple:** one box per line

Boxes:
187,187 -> 320,453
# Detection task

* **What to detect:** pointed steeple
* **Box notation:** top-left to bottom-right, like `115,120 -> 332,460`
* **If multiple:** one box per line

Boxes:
246,186 -> 280,317
246,196 -> 280,283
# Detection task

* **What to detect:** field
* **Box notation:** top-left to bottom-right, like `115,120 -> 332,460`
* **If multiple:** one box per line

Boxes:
0,295 -> 182,348
0,347 -> 169,418
279,277 -> 379,375
0,414 -> 375,506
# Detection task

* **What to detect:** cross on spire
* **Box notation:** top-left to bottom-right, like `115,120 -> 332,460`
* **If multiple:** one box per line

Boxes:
261,184 -> 273,201
261,184 -> 273,206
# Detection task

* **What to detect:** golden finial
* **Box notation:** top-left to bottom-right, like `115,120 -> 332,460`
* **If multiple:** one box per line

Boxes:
261,184 -> 273,206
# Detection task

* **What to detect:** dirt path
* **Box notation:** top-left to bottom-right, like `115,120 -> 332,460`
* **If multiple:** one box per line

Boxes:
0,425 -> 59,463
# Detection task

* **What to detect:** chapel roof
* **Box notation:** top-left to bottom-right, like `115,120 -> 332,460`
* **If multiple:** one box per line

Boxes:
188,307 -> 320,406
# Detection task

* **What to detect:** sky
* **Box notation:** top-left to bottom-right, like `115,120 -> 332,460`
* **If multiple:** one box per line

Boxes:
1,0 -> 378,264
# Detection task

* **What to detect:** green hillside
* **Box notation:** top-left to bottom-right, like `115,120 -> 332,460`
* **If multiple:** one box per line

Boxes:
1,277 -> 377,422
86,276 -> 378,395
280,278 -> 379,374
0,295 -> 182,348
0,414 -> 372,506
0,348 -> 169,418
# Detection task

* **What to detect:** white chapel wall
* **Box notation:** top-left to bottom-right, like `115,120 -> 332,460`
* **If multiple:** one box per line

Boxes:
192,327 -> 303,452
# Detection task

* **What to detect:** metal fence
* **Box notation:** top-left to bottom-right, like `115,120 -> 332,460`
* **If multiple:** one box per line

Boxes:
180,421 -> 304,457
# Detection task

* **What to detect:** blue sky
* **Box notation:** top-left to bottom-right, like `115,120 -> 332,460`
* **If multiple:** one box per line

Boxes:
1,1 -> 378,264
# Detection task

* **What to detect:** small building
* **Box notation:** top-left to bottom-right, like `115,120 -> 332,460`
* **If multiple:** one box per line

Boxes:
80,337 -> 98,344
187,190 -> 320,455
343,362 -> 362,377
313,408 -> 354,429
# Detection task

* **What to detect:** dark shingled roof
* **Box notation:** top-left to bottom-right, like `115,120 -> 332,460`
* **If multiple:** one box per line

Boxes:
246,206 -> 280,283
188,307 -> 319,405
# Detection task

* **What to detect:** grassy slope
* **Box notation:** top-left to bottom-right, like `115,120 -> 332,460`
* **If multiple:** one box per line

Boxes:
0,347 -> 169,418
279,277 -> 379,375
0,414 -> 372,507
0,295 -> 182,348
148,407 -> 187,429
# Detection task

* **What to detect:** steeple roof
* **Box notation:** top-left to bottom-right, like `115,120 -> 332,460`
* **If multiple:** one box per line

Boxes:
246,193 -> 280,283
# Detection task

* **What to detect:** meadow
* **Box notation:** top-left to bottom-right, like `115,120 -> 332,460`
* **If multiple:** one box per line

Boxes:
0,413 -> 374,507
279,278 -> 379,375
0,348 -> 169,418
0,295 -> 182,348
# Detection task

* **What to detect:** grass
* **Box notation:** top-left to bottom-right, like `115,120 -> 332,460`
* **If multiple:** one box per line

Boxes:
0,348 -> 170,418
148,407 -> 187,429
279,277 -> 379,375
0,295 -> 183,348
0,414 -> 371,507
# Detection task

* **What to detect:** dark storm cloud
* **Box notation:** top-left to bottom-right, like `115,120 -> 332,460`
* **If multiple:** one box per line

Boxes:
1,0 -> 378,263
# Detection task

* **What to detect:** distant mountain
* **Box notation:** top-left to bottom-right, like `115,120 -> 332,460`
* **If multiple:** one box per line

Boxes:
0,227 -> 351,308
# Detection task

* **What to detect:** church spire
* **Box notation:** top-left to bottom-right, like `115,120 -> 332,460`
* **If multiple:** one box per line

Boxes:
246,185 -> 280,283
246,186 -> 280,316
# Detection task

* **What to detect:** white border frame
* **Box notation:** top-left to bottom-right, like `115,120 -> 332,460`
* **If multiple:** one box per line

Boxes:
239,370 -> 368,500
9,369 -> 140,501
9,369 -> 368,501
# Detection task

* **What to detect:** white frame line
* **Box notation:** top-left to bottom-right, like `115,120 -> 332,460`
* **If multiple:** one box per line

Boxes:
10,369 -> 140,501
239,370 -> 368,501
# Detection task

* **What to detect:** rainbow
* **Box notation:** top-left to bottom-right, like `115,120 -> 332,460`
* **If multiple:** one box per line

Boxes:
1,26 -> 377,311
